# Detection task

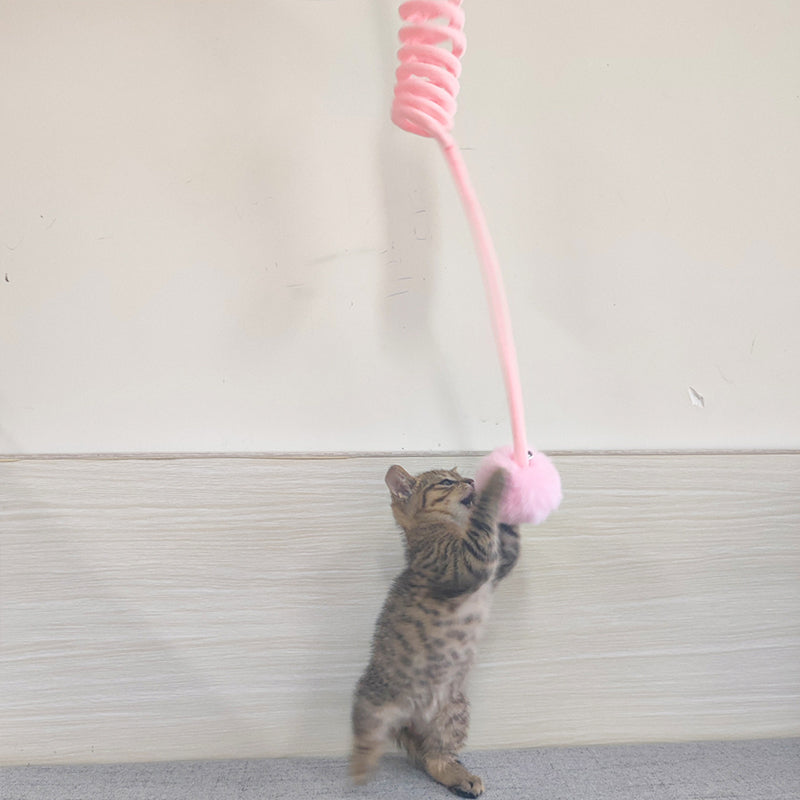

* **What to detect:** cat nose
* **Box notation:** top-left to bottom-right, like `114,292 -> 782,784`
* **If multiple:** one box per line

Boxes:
464,478 -> 474,487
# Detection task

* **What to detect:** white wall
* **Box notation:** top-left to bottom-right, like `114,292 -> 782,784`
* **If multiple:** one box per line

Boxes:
2,1 -> 798,454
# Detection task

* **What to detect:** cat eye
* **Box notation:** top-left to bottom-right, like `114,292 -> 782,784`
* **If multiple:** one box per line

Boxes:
438,479 -> 456,487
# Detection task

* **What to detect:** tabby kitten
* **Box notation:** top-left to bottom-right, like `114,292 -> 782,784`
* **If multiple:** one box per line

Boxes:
350,465 -> 519,797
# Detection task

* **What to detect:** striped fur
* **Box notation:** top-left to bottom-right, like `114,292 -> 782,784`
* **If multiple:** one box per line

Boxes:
350,466 -> 518,797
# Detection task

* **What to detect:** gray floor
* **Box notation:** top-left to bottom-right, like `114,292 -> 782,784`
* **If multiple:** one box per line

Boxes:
3,739 -> 798,800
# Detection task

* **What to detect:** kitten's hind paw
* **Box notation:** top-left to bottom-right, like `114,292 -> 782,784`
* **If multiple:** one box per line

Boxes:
349,749 -> 379,786
349,767 -> 368,786
424,756 -> 485,798
449,773 -> 485,798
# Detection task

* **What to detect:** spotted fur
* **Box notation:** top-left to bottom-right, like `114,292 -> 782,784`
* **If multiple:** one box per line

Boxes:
350,465 -> 519,797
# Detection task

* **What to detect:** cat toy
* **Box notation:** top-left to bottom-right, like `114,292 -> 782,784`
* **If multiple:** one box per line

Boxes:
392,0 -> 562,525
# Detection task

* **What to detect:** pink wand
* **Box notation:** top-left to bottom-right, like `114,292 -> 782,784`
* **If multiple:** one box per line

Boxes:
391,0 -> 561,525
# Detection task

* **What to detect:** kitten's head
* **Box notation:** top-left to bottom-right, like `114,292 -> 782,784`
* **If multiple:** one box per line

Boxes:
385,465 -> 475,531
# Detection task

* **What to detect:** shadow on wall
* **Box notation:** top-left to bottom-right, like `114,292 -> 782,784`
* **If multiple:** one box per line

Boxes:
0,465 -> 272,763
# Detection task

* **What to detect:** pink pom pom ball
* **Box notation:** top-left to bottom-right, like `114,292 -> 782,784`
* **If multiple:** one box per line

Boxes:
475,446 -> 562,526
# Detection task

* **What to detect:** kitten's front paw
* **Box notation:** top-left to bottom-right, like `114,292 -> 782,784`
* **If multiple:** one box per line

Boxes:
482,468 -> 507,501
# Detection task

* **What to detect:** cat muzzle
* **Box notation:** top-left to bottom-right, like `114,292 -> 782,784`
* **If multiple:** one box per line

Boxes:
460,487 -> 476,507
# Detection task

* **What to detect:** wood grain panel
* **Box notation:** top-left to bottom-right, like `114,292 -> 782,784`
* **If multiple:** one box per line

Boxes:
1,454 -> 798,765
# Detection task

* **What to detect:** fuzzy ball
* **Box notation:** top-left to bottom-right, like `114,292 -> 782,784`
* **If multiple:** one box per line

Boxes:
475,446 -> 562,526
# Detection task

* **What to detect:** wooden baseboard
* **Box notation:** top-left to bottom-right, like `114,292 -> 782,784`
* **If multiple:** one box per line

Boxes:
2,453 -> 799,765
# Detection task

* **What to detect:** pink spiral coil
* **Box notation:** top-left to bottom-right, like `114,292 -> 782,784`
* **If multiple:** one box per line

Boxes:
391,0 -> 466,145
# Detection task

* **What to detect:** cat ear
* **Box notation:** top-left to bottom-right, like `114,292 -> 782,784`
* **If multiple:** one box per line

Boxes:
385,465 -> 416,500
